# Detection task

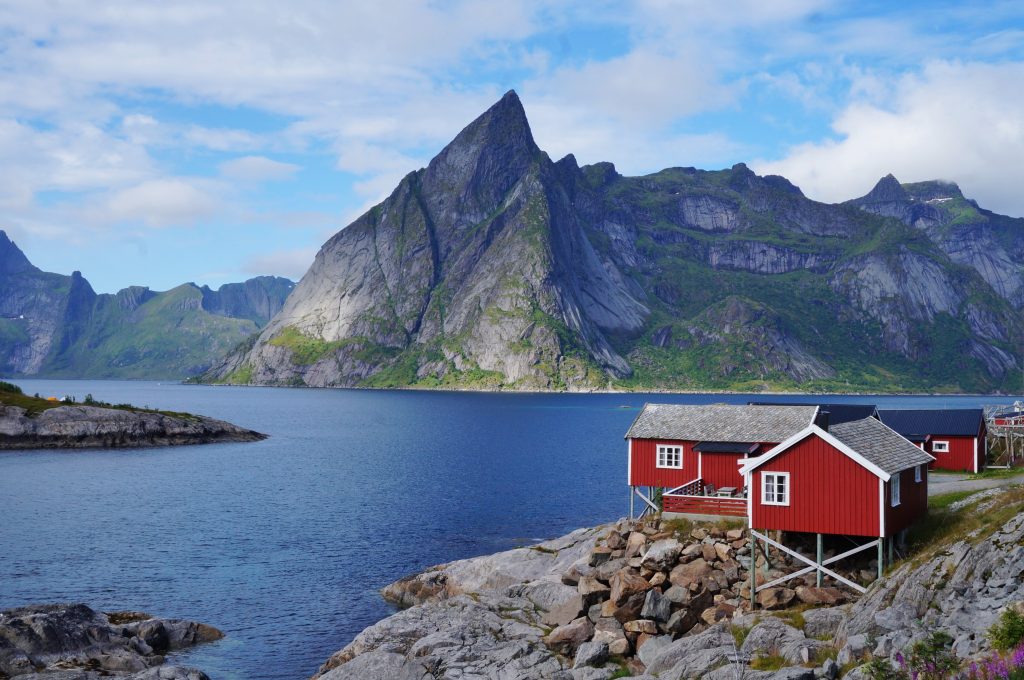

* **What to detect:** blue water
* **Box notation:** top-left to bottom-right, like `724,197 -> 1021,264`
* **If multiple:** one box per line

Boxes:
0,382 -> 1017,679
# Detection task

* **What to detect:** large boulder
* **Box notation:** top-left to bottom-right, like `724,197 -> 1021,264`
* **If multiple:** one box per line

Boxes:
642,539 -> 682,571
544,617 -> 595,656
669,559 -> 712,589
609,569 -> 651,605
640,589 -> 672,623
756,587 -> 797,610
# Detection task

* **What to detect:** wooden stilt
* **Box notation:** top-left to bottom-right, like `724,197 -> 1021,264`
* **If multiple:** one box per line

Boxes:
877,539 -> 884,579
816,534 -> 823,587
750,529 -> 756,610
629,485 -> 634,520
888,536 -> 894,565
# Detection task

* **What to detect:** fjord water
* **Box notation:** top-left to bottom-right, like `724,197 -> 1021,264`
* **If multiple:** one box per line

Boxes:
0,382 -> 1013,679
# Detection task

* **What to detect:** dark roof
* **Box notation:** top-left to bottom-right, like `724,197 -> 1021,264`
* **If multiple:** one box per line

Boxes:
876,409 -> 984,437
694,441 -> 761,454
749,401 -> 877,426
829,417 -> 935,475
625,404 -> 817,442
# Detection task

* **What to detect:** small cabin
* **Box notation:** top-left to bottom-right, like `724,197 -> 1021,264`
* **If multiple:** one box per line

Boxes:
877,409 -> 986,473
624,404 -> 819,518
739,416 -> 934,539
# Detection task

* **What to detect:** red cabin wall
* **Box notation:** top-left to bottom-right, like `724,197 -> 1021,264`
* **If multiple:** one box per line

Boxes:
928,435 -> 979,473
700,453 -> 745,490
629,438 -> 698,487
885,464 -> 928,536
751,434 -> 881,537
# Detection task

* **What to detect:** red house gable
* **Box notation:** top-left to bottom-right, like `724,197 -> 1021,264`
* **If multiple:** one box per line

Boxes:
740,418 -> 933,538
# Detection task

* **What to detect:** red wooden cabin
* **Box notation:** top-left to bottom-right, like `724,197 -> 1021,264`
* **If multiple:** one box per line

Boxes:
625,404 -> 819,518
877,409 -> 986,473
740,416 -> 933,539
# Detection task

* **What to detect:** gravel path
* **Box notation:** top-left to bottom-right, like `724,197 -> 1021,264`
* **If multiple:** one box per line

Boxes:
928,471 -> 1024,496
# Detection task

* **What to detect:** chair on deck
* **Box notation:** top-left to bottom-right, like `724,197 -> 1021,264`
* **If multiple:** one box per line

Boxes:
703,484 -> 717,497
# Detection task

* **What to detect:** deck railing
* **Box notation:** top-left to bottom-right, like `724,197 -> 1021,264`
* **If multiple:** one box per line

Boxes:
663,478 -> 747,517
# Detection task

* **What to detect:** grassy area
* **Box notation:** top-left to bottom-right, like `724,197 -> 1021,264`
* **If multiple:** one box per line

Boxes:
0,381 -> 198,420
906,485 -> 1024,562
971,467 -> 1024,480
750,654 -> 787,671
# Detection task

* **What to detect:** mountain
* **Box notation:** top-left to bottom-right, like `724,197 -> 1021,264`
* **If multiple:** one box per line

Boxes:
202,91 -> 1024,393
0,233 -> 293,379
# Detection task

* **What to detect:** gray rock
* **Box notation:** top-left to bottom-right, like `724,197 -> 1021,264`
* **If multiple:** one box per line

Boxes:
0,604 -> 220,679
640,588 -> 671,623
801,608 -> 845,640
636,634 -> 673,667
318,651 -> 430,680
572,640 -> 608,669
641,539 -> 682,571
740,617 -> 829,666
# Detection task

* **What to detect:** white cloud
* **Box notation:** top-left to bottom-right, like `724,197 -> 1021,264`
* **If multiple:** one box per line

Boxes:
104,179 -> 220,227
755,60 -> 1024,215
219,155 -> 300,182
243,247 -> 318,281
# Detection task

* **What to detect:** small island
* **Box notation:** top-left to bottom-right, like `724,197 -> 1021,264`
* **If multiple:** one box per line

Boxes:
0,381 -> 265,449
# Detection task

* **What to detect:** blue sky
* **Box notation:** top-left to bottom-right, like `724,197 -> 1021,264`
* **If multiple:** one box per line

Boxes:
2,1 -> 1024,293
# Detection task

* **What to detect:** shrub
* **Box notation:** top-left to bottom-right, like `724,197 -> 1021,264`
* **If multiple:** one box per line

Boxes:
990,608 -> 1024,653
0,380 -> 23,394
865,632 -> 960,680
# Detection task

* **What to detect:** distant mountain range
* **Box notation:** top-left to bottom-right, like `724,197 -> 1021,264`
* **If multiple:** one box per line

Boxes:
199,91 -> 1023,393
0,231 -> 293,379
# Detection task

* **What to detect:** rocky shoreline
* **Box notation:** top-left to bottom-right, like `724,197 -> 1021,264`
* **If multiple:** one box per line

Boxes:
0,403 -> 265,449
313,488 -> 1024,679
0,603 -> 222,678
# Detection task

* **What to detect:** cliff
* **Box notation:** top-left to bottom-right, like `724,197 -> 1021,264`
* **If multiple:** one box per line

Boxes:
204,91 -> 1024,393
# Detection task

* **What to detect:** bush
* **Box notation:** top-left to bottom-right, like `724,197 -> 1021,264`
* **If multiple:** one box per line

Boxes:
0,380 -> 23,394
865,632 -> 960,680
990,608 -> 1024,653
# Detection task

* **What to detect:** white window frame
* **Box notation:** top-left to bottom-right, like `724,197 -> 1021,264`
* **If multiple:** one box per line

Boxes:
914,465 -> 922,483
932,440 -> 950,453
761,471 -> 790,506
891,471 -> 901,507
656,445 -> 682,469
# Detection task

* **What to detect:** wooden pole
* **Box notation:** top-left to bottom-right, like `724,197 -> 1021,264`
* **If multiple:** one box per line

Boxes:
877,539 -> 884,579
816,534 -> 823,587
888,536 -> 894,565
750,530 -> 756,610
629,486 -> 634,520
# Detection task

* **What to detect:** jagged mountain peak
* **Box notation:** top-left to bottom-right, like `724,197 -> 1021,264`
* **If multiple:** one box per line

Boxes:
0,230 -> 38,276
860,173 -> 909,203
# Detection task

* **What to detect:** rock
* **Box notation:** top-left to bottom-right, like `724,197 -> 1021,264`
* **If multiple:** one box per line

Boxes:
644,626 -> 733,676
702,544 -> 718,562
642,539 -> 682,570
665,608 -> 698,636
741,617 -> 829,666
623,619 -> 658,635
726,529 -> 745,541
589,546 -> 613,567
836,633 -> 870,667
573,640 -> 608,669
594,557 -> 629,583
669,558 -> 712,589
756,587 -> 797,610
608,637 -> 630,656
714,543 -> 733,562
640,589 -> 672,623
611,591 -> 647,625
649,571 -> 667,588
0,403 -> 265,449
637,634 -> 673,667
802,608 -> 845,640
700,603 -> 737,626
625,532 -> 647,558
521,580 -> 585,627
663,585 -> 691,605
605,531 -> 626,551
795,586 -> 845,606
0,603 -> 219,679
821,657 -> 839,679
578,575 -> 611,608
318,651 -> 430,680
545,617 -> 595,656
609,569 -> 651,605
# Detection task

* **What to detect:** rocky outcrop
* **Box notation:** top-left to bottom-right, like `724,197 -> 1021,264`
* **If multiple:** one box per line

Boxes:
205,92 -> 1024,393
0,603 -> 220,678
0,403 -> 265,449
314,519 -> 858,679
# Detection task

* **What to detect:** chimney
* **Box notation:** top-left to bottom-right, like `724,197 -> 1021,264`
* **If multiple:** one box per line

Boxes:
816,410 -> 830,432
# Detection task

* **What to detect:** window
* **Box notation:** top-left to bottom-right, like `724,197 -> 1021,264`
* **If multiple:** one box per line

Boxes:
656,445 -> 682,469
762,472 -> 789,506
914,465 -> 922,483
891,472 -> 901,507
932,441 -> 950,453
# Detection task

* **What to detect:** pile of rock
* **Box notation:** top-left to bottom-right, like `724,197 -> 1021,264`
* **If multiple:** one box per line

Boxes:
543,519 -> 849,669
0,603 -> 221,679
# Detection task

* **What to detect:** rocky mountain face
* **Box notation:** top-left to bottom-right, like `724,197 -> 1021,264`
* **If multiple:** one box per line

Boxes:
0,232 -> 293,378
205,91 -> 1023,392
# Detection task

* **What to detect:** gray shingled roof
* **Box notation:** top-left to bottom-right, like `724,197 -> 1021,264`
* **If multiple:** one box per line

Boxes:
829,417 -> 934,475
624,404 -> 817,442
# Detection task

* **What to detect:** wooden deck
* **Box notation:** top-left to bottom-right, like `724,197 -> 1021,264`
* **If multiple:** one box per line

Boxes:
662,478 -> 747,517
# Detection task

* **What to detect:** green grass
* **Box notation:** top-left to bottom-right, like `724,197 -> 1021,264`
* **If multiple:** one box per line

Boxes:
971,467 -> 1024,480
268,326 -> 349,366
928,490 -> 978,511
906,485 -> 1024,563
0,387 -> 198,420
750,654 -> 787,671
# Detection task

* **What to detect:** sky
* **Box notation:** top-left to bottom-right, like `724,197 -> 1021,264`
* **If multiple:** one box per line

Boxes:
2,1 -> 1024,293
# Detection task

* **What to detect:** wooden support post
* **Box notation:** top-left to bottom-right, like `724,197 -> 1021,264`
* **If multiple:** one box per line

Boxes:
816,534 -> 823,587
762,535 -> 771,575
750,529 -> 756,610
888,536 -> 894,565
629,485 -> 634,520
877,539 -> 884,579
